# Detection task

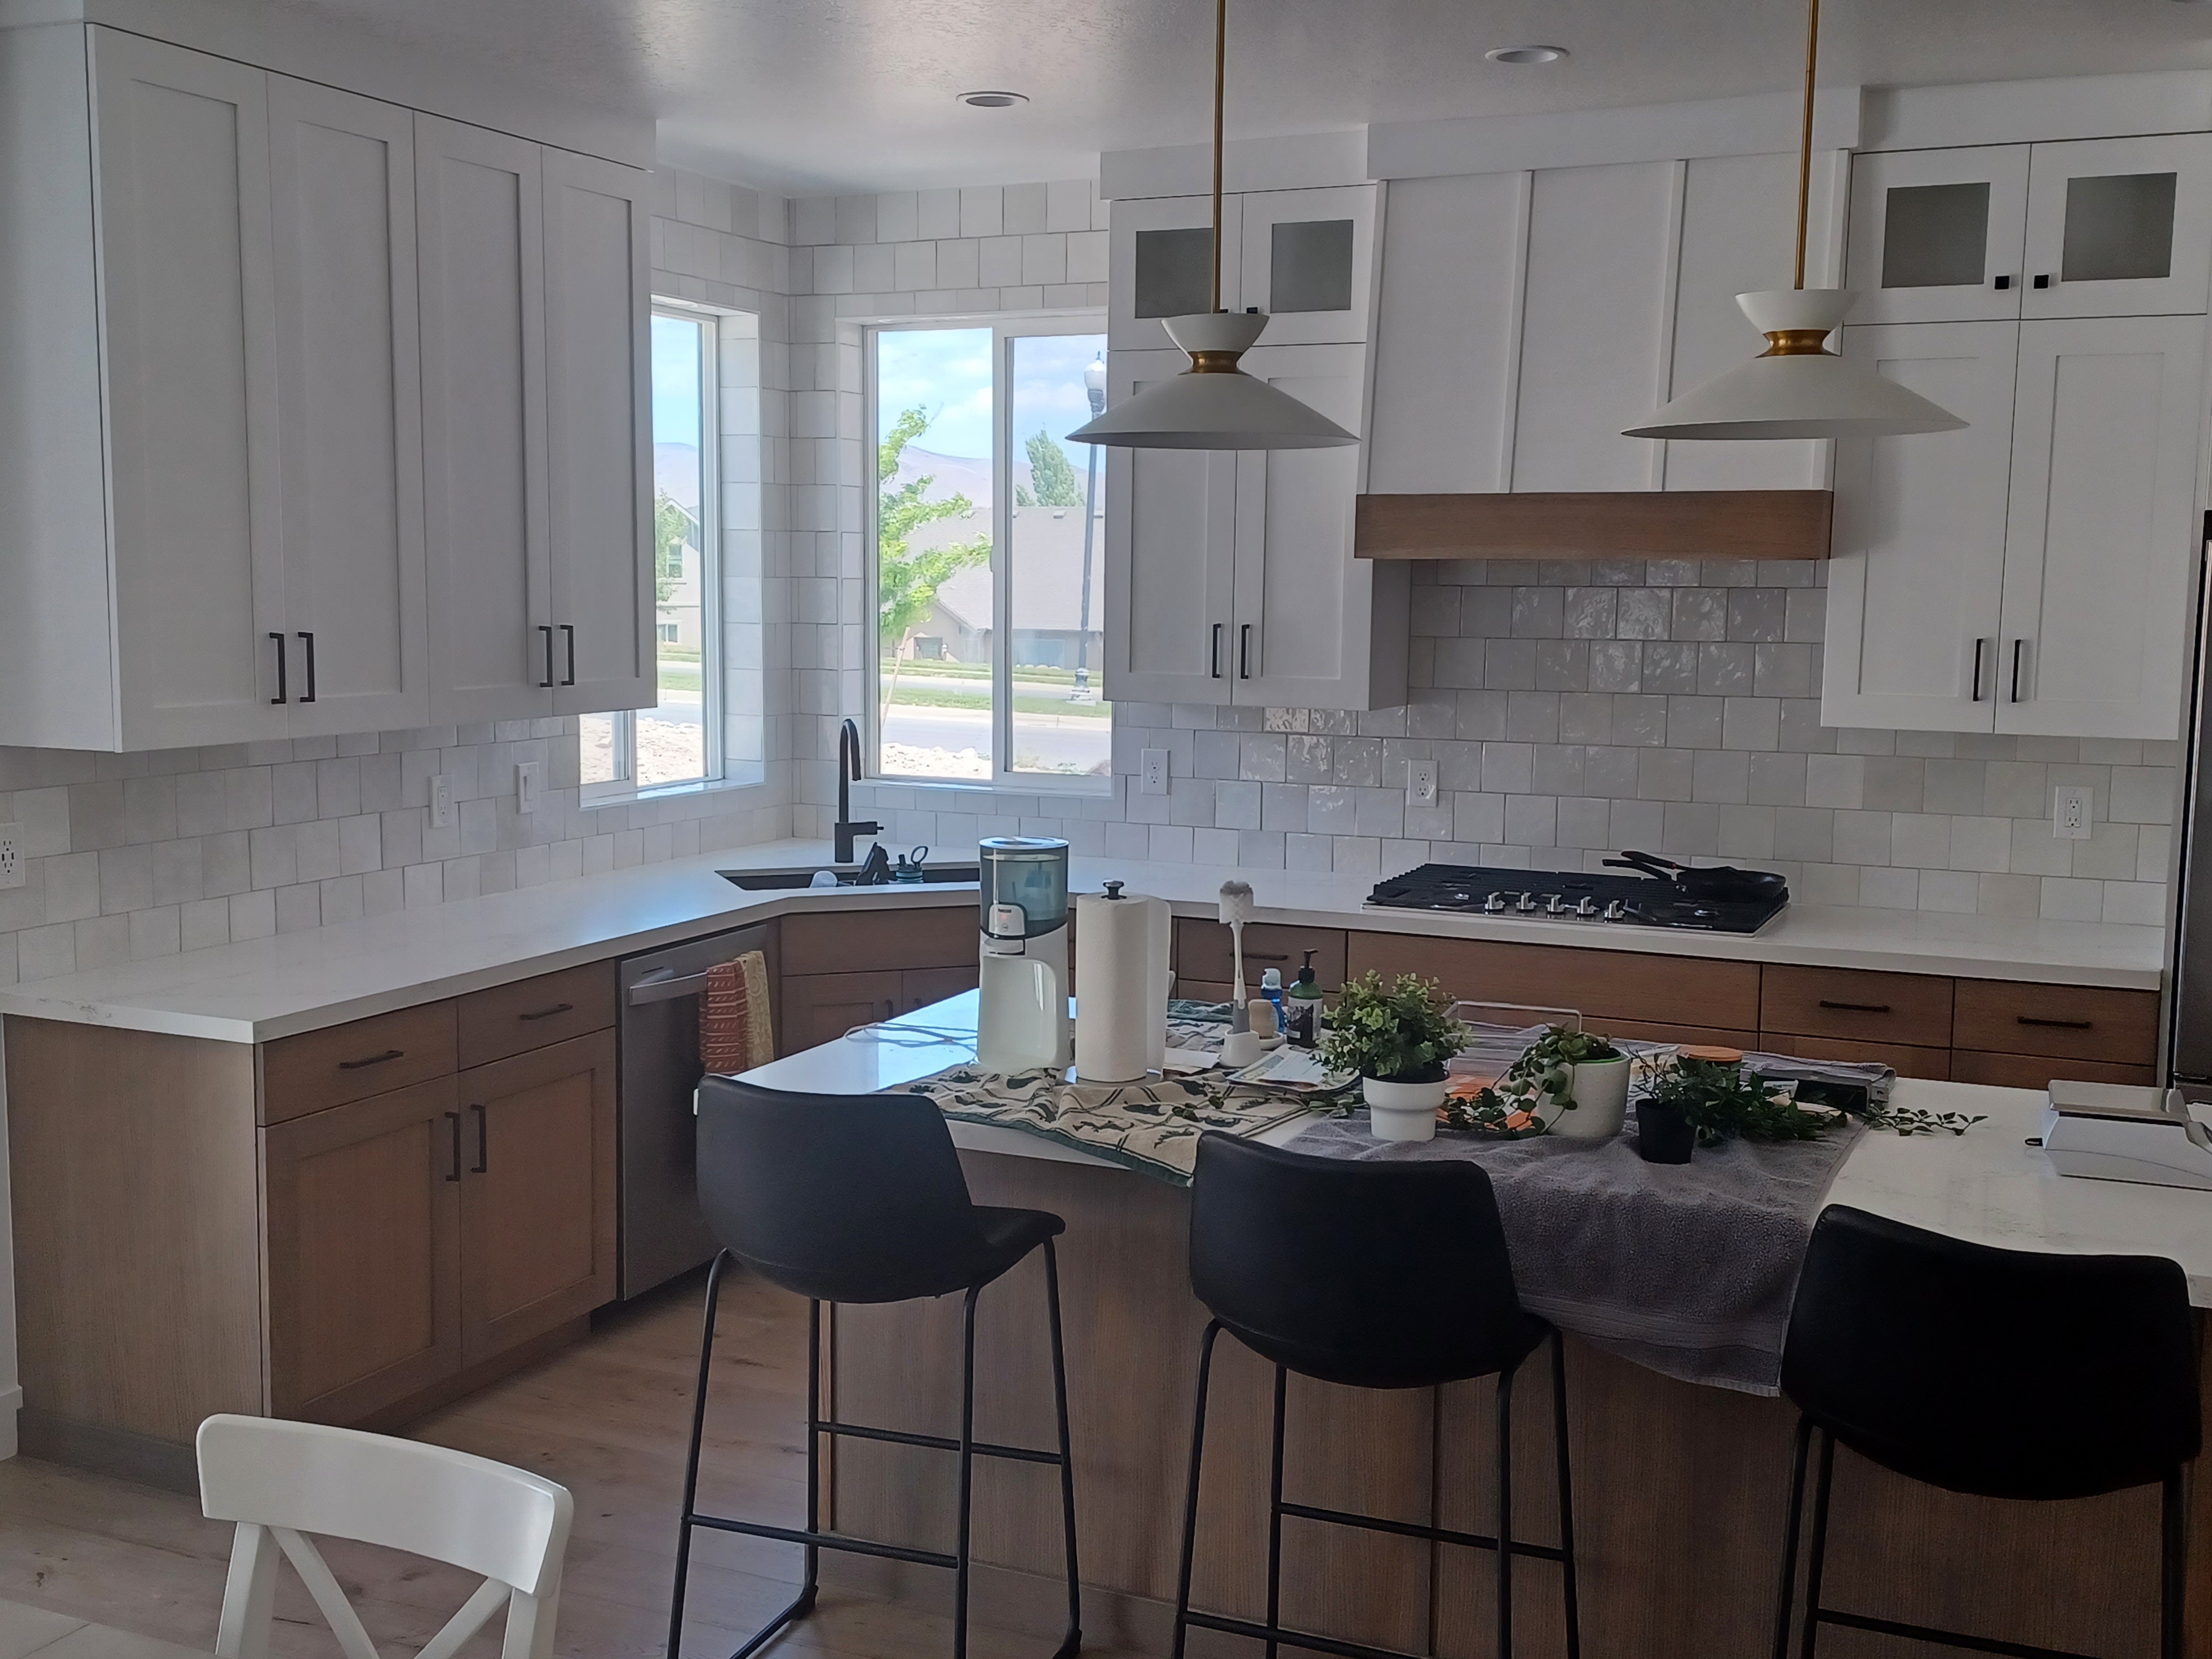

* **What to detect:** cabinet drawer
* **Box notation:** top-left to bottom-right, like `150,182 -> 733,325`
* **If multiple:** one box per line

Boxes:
781,970 -> 907,1052
1760,965 -> 1953,1048
1950,1050 -> 2157,1089
1759,1031 -> 1952,1081
1348,933 -> 1762,1032
780,905 -> 978,977
457,961 -> 617,1069
1951,979 -> 2158,1066
1175,920 -> 1347,990
261,1002 -> 458,1125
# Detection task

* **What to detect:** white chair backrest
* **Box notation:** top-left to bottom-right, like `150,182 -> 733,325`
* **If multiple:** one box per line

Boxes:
196,1414 -> 574,1659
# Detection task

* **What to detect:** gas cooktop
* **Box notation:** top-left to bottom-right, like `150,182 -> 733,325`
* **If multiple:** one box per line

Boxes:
1366,863 -> 1789,935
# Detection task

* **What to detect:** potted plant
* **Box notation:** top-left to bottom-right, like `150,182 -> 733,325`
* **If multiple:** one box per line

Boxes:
1317,971 -> 1470,1142
1503,1027 -> 1632,1141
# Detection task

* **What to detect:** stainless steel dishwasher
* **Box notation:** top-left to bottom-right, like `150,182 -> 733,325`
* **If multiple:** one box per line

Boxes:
617,922 -> 774,1298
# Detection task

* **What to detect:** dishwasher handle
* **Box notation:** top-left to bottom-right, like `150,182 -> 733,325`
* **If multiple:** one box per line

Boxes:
627,967 -> 714,1006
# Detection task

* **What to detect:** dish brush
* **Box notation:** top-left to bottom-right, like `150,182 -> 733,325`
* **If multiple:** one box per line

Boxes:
1218,880 -> 1262,1065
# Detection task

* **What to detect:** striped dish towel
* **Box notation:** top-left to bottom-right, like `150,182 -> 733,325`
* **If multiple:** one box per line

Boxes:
700,951 -> 775,1076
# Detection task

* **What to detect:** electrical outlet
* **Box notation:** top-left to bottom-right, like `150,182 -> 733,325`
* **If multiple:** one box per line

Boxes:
430,774 -> 455,831
1410,760 -> 1439,806
1141,748 -> 1170,796
516,760 -> 541,816
0,822 -> 22,890
2054,785 -> 2093,841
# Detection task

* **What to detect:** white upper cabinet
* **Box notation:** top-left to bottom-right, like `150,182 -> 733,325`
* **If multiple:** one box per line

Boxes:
268,76 -> 429,737
1109,194 -> 1241,352
1994,315 -> 2205,738
1846,134 -> 2212,325
92,32 -> 290,750
542,149 -> 655,716
1234,186 -> 1378,346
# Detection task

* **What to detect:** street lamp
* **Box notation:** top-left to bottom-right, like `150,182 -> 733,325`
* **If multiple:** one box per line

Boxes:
1072,354 -> 1107,702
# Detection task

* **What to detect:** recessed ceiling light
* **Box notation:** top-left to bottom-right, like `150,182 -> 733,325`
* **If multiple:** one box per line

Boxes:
957,90 -> 1029,108
1485,44 -> 1567,64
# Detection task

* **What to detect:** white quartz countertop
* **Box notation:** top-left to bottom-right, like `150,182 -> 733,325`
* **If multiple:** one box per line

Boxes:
752,991 -> 2212,1308
0,837 -> 2166,1045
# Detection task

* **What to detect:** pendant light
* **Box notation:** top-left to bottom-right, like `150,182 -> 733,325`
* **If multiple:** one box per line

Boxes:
1622,0 -> 1965,441
1066,0 -> 1357,450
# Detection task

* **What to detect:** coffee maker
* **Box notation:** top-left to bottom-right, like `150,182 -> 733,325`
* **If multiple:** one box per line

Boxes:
976,837 -> 1072,1074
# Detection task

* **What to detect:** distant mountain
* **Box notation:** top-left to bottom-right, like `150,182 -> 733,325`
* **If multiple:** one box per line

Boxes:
655,441 -> 701,512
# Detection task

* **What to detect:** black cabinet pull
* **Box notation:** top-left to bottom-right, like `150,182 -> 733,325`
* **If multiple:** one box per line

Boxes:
269,633 -> 288,705
470,1103 -> 488,1174
1994,274 -> 2012,290
1210,623 -> 1224,679
560,624 -> 577,686
337,1048 -> 404,1071
445,1111 -> 462,1182
296,632 -> 317,703
2010,638 -> 2026,703
518,1002 -> 574,1022
2033,273 -> 2051,289
1818,999 -> 1892,1014
2018,1015 -> 2094,1030
1970,637 -> 1987,702
1246,952 -> 1290,962
1239,623 -> 1253,679
538,624 -> 556,688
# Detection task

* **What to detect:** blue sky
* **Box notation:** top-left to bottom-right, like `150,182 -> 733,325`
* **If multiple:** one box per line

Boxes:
877,327 -> 1107,466
651,314 -> 704,443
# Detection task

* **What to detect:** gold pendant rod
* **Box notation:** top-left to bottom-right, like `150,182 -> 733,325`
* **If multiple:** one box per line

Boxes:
1211,0 -> 1227,312
1793,0 -> 1819,289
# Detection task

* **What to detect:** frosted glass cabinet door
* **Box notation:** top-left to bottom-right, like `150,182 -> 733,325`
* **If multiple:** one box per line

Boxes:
1846,146 -> 2030,325
1995,316 -> 2205,739
1108,194 -> 1241,352
268,76 -> 429,737
1822,322 -> 2018,733
2020,134 -> 2212,320
416,116 -> 553,724
1236,185 -> 1376,345
1102,350 -> 1238,703
91,30 -> 291,748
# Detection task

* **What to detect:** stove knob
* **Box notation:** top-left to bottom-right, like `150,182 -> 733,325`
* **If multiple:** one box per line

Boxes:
1483,891 -> 1508,914
1515,891 -> 1540,913
1546,894 -> 1568,916
1575,896 -> 1600,918
1603,899 -> 1627,921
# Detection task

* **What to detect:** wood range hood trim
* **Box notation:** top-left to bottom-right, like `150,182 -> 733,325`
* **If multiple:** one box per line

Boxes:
1353,490 -> 1834,562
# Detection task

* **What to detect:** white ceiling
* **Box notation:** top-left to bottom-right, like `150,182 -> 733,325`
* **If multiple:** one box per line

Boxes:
284,0 -> 2212,195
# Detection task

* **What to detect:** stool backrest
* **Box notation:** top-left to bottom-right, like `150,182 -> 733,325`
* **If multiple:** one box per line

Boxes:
196,1413 -> 572,1659
1190,1134 -> 1535,1389
1783,1205 -> 2201,1500
696,1077 -> 995,1302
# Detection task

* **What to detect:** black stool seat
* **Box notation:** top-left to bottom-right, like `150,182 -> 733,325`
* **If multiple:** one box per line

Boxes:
670,1079 -> 1082,1659
1774,1205 -> 2199,1659
1174,1134 -> 1579,1659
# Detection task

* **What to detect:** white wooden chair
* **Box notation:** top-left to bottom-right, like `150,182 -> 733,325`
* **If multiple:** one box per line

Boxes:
195,1414 -> 573,1659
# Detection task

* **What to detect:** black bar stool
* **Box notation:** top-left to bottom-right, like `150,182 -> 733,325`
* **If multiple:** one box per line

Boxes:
667,1077 -> 1082,1659
1172,1134 -> 1580,1659
1774,1204 -> 2200,1659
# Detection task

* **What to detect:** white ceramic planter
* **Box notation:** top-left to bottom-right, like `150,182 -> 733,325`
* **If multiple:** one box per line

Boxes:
1547,1057 -> 1632,1141
1363,1074 -> 1446,1142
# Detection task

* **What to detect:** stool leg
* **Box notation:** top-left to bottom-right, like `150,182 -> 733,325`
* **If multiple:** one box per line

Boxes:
1266,1363 -> 1288,1659
666,1251 -> 729,1659
1496,1360 -> 1517,1659
1043,1240 -> 1083,1658
801,1299 -> 822,1610
1771,1416 -> 1812,1659
955,1284 -> 982,1659
1797,1428 -> 1835,1659
1549,1331 -> 1580,1659
1171,1321 -> 1225,1659
2162,1468 -> 2184,1659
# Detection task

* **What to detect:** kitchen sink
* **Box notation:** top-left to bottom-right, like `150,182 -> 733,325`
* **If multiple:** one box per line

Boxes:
719,864 -> 981,891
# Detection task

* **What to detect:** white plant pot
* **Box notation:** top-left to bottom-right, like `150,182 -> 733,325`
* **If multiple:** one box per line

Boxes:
1550,1057 -> 1632,1142
1363,1074 -> 1445,1142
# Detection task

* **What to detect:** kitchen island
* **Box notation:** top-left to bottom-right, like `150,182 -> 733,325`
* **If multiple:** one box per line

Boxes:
747,994 -> 2212,1659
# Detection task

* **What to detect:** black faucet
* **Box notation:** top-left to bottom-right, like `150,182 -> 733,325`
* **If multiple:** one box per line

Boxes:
834,718 -> 881,864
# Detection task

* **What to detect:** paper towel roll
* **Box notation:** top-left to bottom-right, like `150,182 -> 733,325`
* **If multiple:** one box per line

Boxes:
1074,884 -> 1171,1083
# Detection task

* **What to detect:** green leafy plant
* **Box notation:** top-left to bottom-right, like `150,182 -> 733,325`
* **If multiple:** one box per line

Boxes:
1636,1053 -> 1985,1145
1500,1026 -> 1624,1119
1014,429 -> 1084,507
877,405 -> 992,722
1316,971 -> 1469,1083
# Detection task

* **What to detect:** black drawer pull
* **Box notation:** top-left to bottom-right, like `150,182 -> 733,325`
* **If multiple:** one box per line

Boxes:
269,633 -> 288,705
296,632 -> 317,703
1245,952 -> 1290,963
518,1002 -> 575,1022
1817,1000 -> 1891,1015
560,623 -> 577,687
539,624 -> 556,688
337,1048 -> 405,1071
2017,1015 -> 2093,1030
470,1103 -> 488,1174
1211,623 -> 1224,679
445,1112 -> 462,1182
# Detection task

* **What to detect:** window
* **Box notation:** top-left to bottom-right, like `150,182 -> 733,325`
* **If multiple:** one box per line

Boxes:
582,304 -> 727,795
869,318 -> 1112,787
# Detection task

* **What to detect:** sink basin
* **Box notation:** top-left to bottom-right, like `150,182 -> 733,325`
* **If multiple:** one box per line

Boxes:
719,864 -> 980,891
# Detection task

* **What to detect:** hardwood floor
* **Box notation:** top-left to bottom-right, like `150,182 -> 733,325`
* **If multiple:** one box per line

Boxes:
0,1265 -> 1119,1659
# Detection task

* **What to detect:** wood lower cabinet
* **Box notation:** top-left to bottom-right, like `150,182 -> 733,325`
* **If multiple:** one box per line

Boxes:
781,965 -> 983,1049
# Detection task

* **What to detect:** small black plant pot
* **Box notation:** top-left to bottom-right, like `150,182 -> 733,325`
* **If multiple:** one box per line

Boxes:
1635,1098 -> 1696,1165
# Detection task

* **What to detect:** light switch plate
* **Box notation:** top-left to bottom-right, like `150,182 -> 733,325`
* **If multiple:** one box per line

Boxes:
430,774 -> 455,830
2054,785 -> 2093,841
1410,760 -> 1439,806
1141,748 -> 1170,796
0,822 -> 22,890
516,760 -> 541,816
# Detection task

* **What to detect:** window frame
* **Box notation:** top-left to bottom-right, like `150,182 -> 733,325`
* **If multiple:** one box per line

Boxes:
865,312 -> 1112,796
583,298 -> 730,805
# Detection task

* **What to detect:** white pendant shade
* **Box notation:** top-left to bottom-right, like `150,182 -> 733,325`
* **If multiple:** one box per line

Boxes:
1067,312 -> 1358,451
1625,289 -> 1967,441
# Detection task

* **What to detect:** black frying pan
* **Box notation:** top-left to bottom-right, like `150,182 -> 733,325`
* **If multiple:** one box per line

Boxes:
1603,850 -> 1789,904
